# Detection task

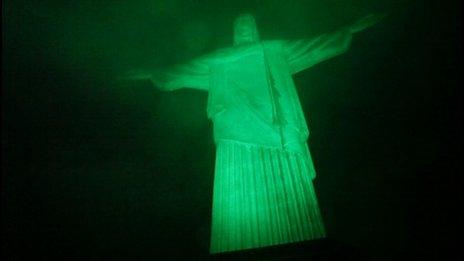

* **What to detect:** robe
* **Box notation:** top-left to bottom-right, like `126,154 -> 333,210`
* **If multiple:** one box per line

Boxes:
151,28 -> 353,253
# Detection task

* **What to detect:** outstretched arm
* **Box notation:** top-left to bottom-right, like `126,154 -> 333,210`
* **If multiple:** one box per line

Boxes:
348,13 -> 386,34
122,57 -> 211,92
283,13 -> 385,74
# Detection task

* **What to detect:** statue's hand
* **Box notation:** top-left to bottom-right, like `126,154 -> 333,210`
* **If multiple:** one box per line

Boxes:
349,13 -> 386,34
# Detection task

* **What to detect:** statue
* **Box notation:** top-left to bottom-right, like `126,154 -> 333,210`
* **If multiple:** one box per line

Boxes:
124,13 -> 384,254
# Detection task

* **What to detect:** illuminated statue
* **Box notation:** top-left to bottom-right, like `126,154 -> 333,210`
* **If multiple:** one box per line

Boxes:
126,13 -> 384,254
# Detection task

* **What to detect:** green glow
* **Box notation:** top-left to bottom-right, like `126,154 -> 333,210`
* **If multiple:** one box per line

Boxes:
126,13 -> 383,254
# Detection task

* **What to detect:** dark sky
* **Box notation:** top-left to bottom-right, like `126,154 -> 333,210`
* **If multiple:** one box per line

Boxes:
2,0 -> 462,260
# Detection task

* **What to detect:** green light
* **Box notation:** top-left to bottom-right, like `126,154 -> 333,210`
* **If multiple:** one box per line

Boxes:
125,13 -> 383,254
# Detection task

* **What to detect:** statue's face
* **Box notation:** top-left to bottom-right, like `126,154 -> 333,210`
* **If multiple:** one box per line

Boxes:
233,14 -> 259,45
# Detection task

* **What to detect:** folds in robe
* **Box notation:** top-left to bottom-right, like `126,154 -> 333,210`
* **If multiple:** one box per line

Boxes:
149,25 -> 353,253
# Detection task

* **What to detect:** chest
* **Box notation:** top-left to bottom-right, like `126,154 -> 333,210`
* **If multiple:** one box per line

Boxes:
207,44 -> 294,118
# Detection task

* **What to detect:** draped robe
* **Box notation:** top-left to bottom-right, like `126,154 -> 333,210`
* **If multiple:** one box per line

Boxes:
151,28 -> 353,253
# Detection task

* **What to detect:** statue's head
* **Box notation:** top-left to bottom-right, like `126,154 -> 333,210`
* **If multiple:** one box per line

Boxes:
233,13 -> 259,45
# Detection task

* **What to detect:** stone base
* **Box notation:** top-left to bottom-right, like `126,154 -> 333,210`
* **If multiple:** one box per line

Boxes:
209,238 -> 371,261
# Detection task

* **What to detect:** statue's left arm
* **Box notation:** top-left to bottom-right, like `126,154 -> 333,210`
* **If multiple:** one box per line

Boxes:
283,14 -> 385,74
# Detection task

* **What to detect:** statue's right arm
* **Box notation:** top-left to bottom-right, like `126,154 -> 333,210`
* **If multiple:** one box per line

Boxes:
122,58 -> 211,92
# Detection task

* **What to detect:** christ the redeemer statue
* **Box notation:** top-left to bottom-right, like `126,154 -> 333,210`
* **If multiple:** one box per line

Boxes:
126,13 -> 383,254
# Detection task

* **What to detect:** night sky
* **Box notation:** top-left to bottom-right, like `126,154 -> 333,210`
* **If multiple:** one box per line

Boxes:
2,0 -> 462,260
